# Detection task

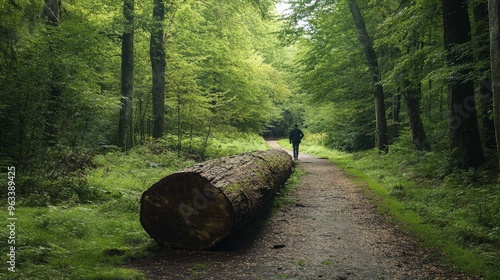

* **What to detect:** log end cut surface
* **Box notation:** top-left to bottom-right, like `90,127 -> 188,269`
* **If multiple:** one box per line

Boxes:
140,172 -> 233,250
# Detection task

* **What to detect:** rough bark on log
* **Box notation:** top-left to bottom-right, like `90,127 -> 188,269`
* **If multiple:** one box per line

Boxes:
140,149 -> 294,250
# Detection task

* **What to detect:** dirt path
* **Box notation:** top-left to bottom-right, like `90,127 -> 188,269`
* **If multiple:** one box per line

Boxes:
131,141 -> 473,279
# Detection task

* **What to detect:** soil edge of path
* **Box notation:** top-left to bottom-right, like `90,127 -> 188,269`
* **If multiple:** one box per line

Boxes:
130,141 -> 479,280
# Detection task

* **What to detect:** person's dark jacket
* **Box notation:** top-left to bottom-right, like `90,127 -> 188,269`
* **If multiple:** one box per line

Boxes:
289,127 -> 304,144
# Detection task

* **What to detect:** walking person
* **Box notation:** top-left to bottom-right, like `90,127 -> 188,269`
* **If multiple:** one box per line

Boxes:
289,124 -> 304,160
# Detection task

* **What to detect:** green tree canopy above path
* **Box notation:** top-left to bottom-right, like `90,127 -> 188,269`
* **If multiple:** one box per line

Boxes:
0,0 -> 289,166
280,0 -> 498,169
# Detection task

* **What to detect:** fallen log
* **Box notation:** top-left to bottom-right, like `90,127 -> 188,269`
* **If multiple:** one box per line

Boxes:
140,149 -> 294,250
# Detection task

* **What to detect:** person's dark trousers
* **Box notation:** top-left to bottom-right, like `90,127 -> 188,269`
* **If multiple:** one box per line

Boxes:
292,142 -> 300,159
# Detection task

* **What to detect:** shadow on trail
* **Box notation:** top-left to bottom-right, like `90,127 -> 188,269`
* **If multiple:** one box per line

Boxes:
211,207 -> 273,252
129,200 -> 282,279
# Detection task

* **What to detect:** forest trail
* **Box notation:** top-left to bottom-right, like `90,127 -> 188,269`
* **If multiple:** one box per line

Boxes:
131,141 -> 472,279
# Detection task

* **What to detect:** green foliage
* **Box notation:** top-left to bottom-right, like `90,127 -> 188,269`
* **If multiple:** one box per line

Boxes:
201,132 -> 270,158
375,0 -> 445,88
0,2 -> 284,275
162,0 -> 290,142
0,0 -> 288,180
281,0 -> 494,167
91,145 -> 194,189
0,19 -> 288,280
143,130 -> 269,161
0,0 -> 121,171
284,0 -> 377,151
16,147 -> 102,206
2,0 -> 499,277
0,133 -> 269,279
0,206 -> 150,280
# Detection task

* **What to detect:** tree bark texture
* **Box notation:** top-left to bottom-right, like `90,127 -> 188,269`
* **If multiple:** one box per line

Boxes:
118,0 -> 134,150
140,149 -> 294,250
43,0 -> 61,25
442,0 -> 485,169
151,0 -> 166,139
402,81 -> 431,151
389,92 -> 401,140
490,0 -> 500,168
348,0 -> 389,153
474,2 -> 496,150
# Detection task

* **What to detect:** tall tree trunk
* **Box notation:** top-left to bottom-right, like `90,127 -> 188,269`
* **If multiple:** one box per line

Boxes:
348,0 -> 388,153
151,0 -> 166,139
474,2 -> 496,149
442,0 -> 485,169
402,81 -> 431,151
490,0 -> 500,168
118,0 -> 134,150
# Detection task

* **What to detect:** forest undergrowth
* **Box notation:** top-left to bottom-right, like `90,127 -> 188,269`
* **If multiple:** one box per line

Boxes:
2,130 -> 499,279
0,133 -> 268,280
280,134 -> 500,279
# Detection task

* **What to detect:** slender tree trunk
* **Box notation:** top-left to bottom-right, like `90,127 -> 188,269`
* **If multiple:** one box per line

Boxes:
392,92 -> 401,125
44,65 -> 62,147
201,118 -> 213,160
42,0 -> 62,146
348,0 -> 388,153
138,97 -> 144,144
118,0 -> 134,150
442,0 -> 485,169
151,0 -> 166,139
427,80 -> 433,121
402,81 -> 431,151
388,92 -> 401,140
177,93 -> 182,153
490,0 -> 500,168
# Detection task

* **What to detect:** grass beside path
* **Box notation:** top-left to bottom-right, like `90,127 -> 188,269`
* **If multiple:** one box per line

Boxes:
0,133 -> 269,280
277,138 -> 499,280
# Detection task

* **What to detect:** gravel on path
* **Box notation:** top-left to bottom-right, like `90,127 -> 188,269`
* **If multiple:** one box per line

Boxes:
131,141 -> 475,280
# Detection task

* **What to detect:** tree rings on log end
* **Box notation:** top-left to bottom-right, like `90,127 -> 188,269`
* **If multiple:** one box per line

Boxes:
140,172 -> 234,250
